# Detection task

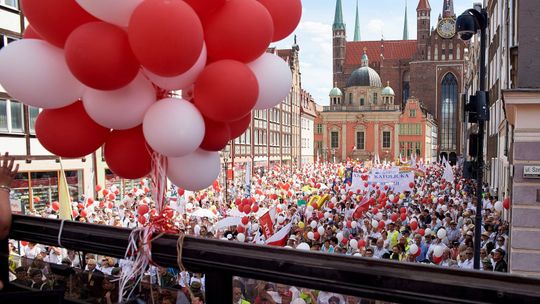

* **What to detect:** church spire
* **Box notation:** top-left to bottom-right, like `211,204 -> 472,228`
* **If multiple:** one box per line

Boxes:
353,0 -> 361,41
442,0 -> 454,18
333,0 -> 345,30
403,0 -> 409,40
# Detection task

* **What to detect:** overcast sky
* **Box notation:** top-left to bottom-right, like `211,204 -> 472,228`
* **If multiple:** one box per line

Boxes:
271,0 -> 473,106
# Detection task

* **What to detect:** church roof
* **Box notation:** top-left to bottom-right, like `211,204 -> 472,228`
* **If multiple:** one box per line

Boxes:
417,0 -> 431,10
345,40 -> 417,66
346,66 -> 382,87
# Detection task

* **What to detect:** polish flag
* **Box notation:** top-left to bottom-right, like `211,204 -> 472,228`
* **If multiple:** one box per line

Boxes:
265,223 -> 292,247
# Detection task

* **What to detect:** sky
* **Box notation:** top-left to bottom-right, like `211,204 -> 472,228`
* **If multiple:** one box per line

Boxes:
271,0 -> 473,106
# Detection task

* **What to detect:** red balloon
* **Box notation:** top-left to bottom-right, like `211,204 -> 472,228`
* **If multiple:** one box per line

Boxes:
391,213 -> 398,222
21,0 -> 99,48
108,193 -> 115,201
258,0 -> 302,42
243,204 -> 251,214
104,126 -> 153,180
65,22 -> 139,90
35,101 -> 110,158
410,221 -> 418,231
252,204 -> 259,213
400,213 -> 407,221
178,188 -> 185,196
204,0 -> 273,62
72,210 -> 79,218
95,185 -> 102,192
77,203 -> 84,210
80,210 -> 88,217
409,182 -> 415,189
400,207 -> 407,214
237,225 -> 245,233
200,117 -> 231,151
21,241 -> 29,247
184,0 -> 226,22
311,202 -> 318,209
418,229 -> 425,236
87,198 -> 94,206
241,216 -> 249,225
128,0 -> 204,77
503,198 -> 510,209
378,221 -> 385,230
373,208 -> 379,215
346,220 -> 352,228
358,239 -> 366,248
328,202 -> 335,209
102,189 -> 110,196
228,112 -> 252,139
138,204 -> 149,216
194,60 -> 258,122
314,232 -> 320,240
23,25 -> 43,39
52,201 -> 60,211
33,197 -> 40,203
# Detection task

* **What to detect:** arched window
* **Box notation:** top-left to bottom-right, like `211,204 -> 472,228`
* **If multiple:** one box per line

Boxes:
402,71 -> 410,104
441,73 -> 458,151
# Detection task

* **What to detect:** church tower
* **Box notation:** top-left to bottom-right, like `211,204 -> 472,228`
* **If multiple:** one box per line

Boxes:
442,0 -> 455,18
333,0 -> 346,89
403,1 -> 409,40
416,0 -> 431,60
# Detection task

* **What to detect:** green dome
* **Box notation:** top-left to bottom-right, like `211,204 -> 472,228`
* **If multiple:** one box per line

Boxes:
329,87 -> 342,97
382,82 -> 395,96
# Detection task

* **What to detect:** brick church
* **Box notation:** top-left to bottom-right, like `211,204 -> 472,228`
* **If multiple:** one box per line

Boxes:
318,0 -> 465,164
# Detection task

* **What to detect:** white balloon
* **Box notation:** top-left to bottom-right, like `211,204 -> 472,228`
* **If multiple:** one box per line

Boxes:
296,242 -> 310,251
0,40 -> 83,109
307,231 -> 314,240
353,252 -> 362,257
349,239 -> 358,249
237,233 -> 246,242
310,220 -> 317,229
247,53 -> 293,110
371,220 -> 378,228
76,0 -> 143,27
351,221 -> 358,228
441,205 -> 448,212
83,73 -> 155,129
324,211 -> 331,219
143,98 -> 205,157
433,245 -> 444,258
336,232 -> 344,242
277,215 -> 285,224
145,45 -> 207,91
306,206 -> 314,213
252,223 -> 259,231
194,225 -> 201,235
409,244 -> 419,255
168,149 -> 220,191
494,201 -> 503,212
317,226 -> 325,235
437,228 -> 447,239
425,228 -> 432,236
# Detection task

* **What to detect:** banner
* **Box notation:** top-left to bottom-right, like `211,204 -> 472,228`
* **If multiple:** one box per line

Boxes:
259,210 -> 274,239
266,223 -> 292,247
350,169 -> 414,194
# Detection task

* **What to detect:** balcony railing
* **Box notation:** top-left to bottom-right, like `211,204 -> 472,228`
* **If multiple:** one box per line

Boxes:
323,104 -> 401,112
3,215 -> 540,304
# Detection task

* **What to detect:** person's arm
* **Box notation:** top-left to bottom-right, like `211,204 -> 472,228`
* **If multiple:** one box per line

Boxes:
0,152 -> 19,240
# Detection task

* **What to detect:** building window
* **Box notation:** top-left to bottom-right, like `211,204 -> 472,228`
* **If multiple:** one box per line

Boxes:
372,93 -> 378,104
10,101 -> 23,133
410,109 -> 416,117
316,124 -> 323,134
349,93 -> 353,105
0,99 -> 7,131
441,73 -> 458,151
331,131 -> 339,148
0,0 -> 19,9
356,131 -> 365,149
382,131 -> 391,148
0,99 -> 26,134
360,97 -> 365,106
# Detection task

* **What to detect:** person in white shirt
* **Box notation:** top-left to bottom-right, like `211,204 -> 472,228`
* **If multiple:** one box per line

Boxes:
44,247 -> 65,265
458,248 -> 474,269
373,238 -> 388,259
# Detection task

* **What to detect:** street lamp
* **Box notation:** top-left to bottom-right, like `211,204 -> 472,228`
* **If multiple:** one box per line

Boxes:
456,4 -> 488,270
221,144 -> 230,205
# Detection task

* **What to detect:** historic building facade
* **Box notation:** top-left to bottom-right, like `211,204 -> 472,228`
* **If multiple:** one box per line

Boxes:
330,0 -> 466,163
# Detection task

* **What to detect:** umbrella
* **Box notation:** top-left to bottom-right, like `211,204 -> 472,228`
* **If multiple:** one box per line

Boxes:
190,208 -> 217,218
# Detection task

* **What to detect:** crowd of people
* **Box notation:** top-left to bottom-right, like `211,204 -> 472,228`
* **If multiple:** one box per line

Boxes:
3,154 -> 511,303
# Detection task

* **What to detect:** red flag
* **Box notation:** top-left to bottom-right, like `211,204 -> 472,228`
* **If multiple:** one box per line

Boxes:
266,223 -> 292,247
259,211 -> 274,239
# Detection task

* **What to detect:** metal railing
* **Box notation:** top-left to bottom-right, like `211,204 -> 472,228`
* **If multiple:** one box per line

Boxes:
4,215 -> 540,304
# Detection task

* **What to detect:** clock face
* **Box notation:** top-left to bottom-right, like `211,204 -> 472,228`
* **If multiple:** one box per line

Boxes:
437,18 -> 456,39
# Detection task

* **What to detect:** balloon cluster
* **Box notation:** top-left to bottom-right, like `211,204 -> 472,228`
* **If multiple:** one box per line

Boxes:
0,0 -> 301,191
